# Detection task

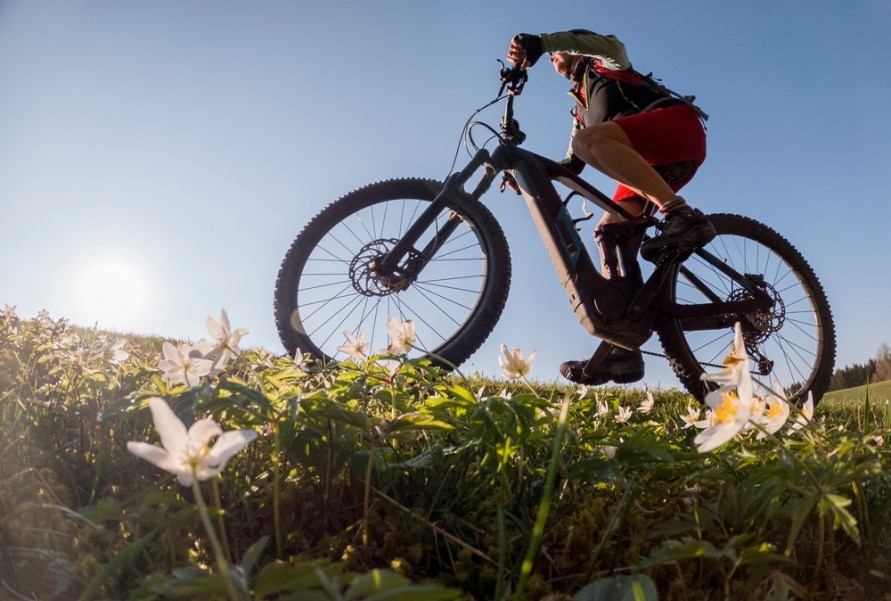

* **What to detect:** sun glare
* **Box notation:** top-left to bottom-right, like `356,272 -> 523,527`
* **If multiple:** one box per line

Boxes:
74,256 -> 148,328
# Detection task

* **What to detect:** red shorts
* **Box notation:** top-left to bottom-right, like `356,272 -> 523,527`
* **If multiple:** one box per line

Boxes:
611,103 -> 707,202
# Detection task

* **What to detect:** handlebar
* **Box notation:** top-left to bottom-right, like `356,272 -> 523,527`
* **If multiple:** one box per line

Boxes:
497,60 -> 528,97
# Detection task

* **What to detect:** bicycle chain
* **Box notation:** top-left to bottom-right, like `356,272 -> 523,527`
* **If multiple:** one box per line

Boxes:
639,347 -> 725,371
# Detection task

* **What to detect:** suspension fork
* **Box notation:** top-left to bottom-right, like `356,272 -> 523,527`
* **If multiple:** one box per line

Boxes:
376,149 -> 494,274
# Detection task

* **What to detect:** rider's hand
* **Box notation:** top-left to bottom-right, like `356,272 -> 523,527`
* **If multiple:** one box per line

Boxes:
500,173 -> 521,195
509,34 -> 543,68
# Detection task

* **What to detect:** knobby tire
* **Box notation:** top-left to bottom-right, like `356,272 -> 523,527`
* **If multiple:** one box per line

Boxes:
657,213 -> 836,404
274,178 -> 511,368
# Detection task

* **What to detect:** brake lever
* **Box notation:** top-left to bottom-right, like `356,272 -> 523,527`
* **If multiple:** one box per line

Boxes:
497,60 -> 528,95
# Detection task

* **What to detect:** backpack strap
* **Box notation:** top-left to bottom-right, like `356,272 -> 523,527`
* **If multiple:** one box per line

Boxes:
591,60 -> 709,123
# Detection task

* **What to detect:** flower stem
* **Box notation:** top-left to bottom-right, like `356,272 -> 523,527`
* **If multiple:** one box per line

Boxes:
273,421 -> 283,558
210,478 -> 232,563
192,476 -> 241,601
513,396 -> 570,600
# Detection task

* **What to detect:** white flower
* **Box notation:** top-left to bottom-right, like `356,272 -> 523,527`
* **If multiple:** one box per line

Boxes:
127,398 -> 257,486
2,304 -> 16,319
701,323 -> 749,387
337,329 -> 369,361
615,405 -> 633,423
743,395 -> 767,432
601,445 -> 617,459
694,385 -> 753,453
596,400 -> 610,418
103,338 -> 129,365
293,348 -> 308,374
637,391 -> 655,414
383,317 -> 416,354
694,409 -> 714,430
577,385 -> 590,399
680,405 -> 701,429
757,393 -> 791,439
787,391 -> 814,434
693,322 -> 756,452
204,309 -> 249,369
159,341 -> 213,387
498,344 -> 535,379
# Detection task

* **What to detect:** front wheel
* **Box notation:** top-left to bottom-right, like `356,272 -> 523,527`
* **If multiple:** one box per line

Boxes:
658,213 -> 836,404
274,178 -> 512,367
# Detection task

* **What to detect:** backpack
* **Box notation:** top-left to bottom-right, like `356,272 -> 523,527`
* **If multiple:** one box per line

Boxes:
591,59 -> 709,123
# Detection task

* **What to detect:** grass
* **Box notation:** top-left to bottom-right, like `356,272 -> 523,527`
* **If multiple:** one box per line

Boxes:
823,379 -> 891,407
4,309 -> 891,601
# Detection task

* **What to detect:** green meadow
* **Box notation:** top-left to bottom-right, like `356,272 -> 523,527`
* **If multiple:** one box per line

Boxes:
2,309 -> 890,601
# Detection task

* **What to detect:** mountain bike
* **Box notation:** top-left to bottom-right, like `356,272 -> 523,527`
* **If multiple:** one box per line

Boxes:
274,64 -> 835,403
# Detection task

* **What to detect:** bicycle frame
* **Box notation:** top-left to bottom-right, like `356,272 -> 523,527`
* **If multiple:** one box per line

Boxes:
378,82 -> 774,352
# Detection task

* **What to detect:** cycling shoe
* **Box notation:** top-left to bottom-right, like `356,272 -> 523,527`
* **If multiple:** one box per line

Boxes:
640,207 -> 716,262
560,347 -> 645,385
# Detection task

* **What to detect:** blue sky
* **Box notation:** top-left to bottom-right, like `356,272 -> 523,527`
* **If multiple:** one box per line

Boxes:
3,1 -> 890,388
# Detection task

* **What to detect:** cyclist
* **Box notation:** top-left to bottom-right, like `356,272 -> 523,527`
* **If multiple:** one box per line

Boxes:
508,29 -> 716,386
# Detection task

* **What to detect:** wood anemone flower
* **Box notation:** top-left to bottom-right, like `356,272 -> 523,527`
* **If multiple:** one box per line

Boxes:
127,397 -> 257,486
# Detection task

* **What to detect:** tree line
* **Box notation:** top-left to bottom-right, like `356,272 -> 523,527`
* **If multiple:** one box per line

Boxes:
828,342 -> 891,391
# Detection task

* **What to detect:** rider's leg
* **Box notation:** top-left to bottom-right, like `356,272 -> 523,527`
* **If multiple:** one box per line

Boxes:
572,122 -> 677,207
571,106 -> 714,260
562,196 -> 647,387
561,106 -> 711,386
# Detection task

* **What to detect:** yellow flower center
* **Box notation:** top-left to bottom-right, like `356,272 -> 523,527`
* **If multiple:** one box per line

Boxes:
714,391 -> 740,425
766,404 -> 784,420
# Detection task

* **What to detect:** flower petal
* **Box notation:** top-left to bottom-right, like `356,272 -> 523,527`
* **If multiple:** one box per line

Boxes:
147,398 -> 188,455
694,423 -> 738,453
188,418 -> 223,448
205,429 -> 258,469
126,441 -> 185,476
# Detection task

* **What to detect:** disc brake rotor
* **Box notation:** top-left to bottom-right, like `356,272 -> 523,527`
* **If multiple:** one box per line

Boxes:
349,239 -> 418,297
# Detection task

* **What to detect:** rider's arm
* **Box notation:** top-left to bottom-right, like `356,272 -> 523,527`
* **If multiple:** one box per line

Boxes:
540,30 -> 631,71
559,120 -> 586,175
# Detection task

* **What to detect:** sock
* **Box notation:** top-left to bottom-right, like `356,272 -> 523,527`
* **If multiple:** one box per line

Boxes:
659,196 -> 688,216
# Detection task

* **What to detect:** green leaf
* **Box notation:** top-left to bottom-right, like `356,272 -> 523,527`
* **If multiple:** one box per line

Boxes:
254,560 -> 342,597
149,567 -> 232,597
363,585 -> 463,601
641,537 -> 730,568
345,569 -> 410,600
79,497 -> 123,524
389,413 -> 453,432
446,385 -> 478,405
786,495 -> 818,554
574,574 -> 659,601
240,535 -> 269,579
822,493 -> 860,544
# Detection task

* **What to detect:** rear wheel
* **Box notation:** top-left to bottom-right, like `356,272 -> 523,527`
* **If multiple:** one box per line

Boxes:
658,213 -> 835,404
274,178 -> 511,367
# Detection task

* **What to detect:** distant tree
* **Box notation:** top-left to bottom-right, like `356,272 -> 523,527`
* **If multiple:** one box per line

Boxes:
873,342 -> 891,383
828,359 -> 877,391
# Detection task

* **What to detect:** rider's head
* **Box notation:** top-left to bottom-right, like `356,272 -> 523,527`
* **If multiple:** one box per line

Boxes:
549,52 -> 578,79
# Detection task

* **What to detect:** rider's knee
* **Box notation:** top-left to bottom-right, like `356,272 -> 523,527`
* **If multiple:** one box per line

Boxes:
572,124 -> 611,164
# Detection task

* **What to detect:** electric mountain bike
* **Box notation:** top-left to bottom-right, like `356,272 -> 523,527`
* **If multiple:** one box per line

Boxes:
274,64 -> 835,403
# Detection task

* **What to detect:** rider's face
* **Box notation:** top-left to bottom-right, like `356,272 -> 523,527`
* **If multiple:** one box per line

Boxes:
549,52 -> 573,77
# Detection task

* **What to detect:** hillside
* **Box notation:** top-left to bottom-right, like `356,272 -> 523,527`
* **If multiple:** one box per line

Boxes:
822,379 -> 891,408
4,311 -> 891,599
